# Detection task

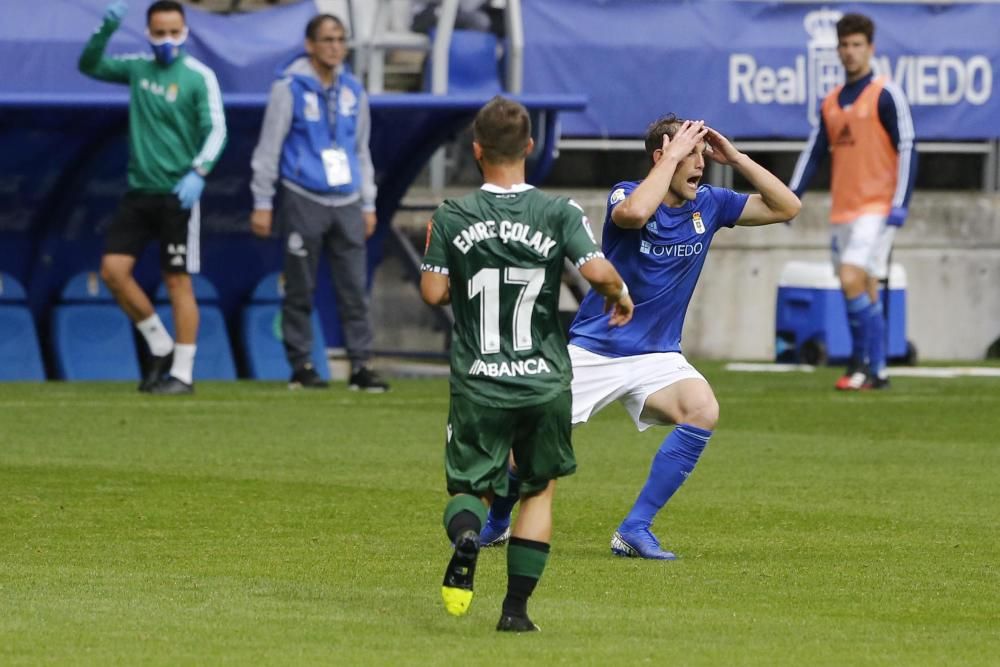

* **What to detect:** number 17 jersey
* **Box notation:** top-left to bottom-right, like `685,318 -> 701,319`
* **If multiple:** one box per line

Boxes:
422,184 -> 604,408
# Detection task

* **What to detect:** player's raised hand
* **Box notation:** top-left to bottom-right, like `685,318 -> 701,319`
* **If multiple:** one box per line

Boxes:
661,120 -> 707,164
104,0 -> 128,23
704,127 -> 744,166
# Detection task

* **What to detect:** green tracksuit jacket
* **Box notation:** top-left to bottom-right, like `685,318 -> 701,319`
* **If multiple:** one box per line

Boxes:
78,17 -> 227,193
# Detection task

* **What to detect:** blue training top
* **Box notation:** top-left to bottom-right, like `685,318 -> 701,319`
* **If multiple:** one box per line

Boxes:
569,181 -> 748,357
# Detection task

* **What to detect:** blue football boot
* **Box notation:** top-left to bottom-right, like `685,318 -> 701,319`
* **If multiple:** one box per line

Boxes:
479,516 -> 511,548
611,527 -> 677,560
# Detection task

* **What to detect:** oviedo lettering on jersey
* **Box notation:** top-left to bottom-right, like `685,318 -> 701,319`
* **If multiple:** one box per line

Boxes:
639,240 -> 704,257
452,220 -> 557,258
468,357 -> 552,378
727,8 -> 993,127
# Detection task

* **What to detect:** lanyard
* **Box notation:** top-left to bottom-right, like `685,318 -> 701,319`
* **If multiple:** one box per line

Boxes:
325,74 -> 340,138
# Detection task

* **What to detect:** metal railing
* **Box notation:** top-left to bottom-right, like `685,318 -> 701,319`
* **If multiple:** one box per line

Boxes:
556,137 -> 1000,192
354,0 -> 523,96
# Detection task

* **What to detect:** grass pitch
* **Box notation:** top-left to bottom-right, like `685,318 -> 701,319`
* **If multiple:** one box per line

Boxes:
1,366 -> 998,665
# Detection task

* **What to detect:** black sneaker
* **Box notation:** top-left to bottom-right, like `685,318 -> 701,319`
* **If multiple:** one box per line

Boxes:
288,363 -> 329,390
139,351 -> 173,393
441,529 -> 480,616
864,375 -> 891,390
148,375 -> 194,395
496,614 -> 540,633
348,367 -> 389,393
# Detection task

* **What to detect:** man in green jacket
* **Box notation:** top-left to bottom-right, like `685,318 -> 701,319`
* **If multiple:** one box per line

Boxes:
79,0 -> 227,394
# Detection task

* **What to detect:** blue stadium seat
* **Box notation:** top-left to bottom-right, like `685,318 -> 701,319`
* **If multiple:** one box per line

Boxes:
154,273 -> 221,304
50,271 -> 140,381
241,272 -> 329,381
0,272 -> 45,381
425,29 -> 502,94
59,270 -> 117,302
0,233 -> 36,293
248,271 -> 286,303
153,275 -> 236,381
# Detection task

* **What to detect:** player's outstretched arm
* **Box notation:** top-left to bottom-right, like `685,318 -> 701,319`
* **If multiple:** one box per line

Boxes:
420,271 -> 451,306
78,1 -> 132,83
579,258 -> 633,326
705,128 -> 801,226
612,121 -> 707,229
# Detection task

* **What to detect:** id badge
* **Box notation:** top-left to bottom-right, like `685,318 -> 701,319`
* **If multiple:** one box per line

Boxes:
321,148 -> 352,187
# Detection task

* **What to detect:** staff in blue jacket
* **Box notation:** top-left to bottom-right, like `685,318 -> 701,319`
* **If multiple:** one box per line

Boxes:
250,13 -> 388,393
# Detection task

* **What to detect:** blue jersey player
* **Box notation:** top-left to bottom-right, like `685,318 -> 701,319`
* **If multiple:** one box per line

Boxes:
481,116 -> 801,559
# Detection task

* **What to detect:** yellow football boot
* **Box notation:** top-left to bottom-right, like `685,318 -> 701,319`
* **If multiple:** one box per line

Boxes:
441,530 -> 480,617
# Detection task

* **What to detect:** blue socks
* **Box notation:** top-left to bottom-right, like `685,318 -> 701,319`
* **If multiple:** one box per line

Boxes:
846,292 -> 887,377
619,424 -> 712,533
487,468 -> 521,524
845,293 -> 871,368
490,425 -> 715,533
866,298 -> 887,378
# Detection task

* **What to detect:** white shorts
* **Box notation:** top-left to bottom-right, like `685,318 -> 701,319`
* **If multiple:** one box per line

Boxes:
569,344 -> 706,432
831,214 -> 895,280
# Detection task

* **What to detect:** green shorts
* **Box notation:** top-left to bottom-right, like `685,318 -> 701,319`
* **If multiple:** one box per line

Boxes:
445,390 -> 576,497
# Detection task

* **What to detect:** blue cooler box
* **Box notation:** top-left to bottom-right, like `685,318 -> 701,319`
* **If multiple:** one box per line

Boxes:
775,261 -> 908,365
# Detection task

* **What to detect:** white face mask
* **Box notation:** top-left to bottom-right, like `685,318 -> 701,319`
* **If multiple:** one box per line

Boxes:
146,26 -> 189,66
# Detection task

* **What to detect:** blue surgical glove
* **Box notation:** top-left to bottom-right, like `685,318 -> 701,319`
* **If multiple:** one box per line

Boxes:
887,205 -> 908,227
104,0 -> 128,23
172,171 -> 205,210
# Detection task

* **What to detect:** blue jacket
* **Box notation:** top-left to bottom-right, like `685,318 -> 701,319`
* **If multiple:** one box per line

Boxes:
280,69 -> 365,195
251,56 -> 377,210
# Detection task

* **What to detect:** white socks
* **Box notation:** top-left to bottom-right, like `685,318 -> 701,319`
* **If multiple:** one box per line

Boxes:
136,314 -> 174,357
137,314 -> 196,386
170,344 -> 196,385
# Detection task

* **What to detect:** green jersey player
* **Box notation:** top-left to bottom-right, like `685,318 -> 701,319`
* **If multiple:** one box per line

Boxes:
421,96 -> 633,632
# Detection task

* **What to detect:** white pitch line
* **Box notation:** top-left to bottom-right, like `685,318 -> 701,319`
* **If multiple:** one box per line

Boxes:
886,367 -> 1000,378
724,363 -> 1000,378
725,363 -> 816,373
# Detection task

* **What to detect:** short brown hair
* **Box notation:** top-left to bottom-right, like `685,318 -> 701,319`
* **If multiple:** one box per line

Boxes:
644,113 -> 686,162
473,96 -> 532,164
306,14 -> 346,40
837,13 -> 875,43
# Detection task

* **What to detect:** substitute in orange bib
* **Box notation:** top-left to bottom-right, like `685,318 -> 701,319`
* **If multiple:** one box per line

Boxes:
789,12 -> 917,391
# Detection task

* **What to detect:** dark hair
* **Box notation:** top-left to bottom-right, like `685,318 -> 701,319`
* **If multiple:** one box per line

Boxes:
644,113 -> 686,162
836,13 -> 875,43
306,14 -> 346,40
473,96 -> 532,164
147,0 -> 185,25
